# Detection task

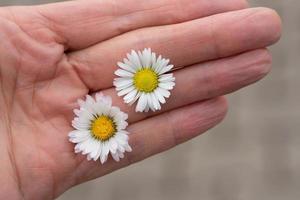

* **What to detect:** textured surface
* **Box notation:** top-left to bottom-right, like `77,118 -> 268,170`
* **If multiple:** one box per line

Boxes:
1,0 -> 299,200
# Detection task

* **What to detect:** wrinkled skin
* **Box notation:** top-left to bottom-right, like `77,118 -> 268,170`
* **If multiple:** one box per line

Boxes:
0,0 -> 281,199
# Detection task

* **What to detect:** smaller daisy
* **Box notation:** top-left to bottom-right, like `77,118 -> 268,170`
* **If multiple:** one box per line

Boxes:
114,48 -> 176,112
69,93 -> 132,164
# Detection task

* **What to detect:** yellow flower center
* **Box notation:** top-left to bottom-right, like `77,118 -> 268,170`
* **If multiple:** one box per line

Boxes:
133,68 -> 159,93
91,116 -> 116,141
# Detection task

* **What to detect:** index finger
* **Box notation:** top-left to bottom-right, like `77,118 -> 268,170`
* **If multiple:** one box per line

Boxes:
31,0 -> 248,49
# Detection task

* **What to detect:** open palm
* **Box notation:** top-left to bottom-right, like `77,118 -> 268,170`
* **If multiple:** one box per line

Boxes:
0,0 -> 281,199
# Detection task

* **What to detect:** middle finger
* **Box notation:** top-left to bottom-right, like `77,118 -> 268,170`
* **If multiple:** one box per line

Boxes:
97,48 -> 271,123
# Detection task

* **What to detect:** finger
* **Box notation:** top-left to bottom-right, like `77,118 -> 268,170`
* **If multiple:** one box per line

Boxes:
32,0 -> 248,49
68,7 -> 281,90
75,97 -> 228,182
91,48 -> 271,123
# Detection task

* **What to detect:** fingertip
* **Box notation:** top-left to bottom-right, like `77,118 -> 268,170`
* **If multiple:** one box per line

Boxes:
160,98 -> 228,145
207,97 -> 229,124
217,96 -> 229,118
268,8 -> 282,43
254,48 -> 273,78
243,48 -> 273,81
249,7 -> 282,45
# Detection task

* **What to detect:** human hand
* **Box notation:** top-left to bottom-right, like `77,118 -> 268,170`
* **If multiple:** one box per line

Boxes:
0,0 -> 281,199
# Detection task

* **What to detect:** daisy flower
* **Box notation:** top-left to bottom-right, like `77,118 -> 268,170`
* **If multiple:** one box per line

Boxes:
69,93 -> 132,164
114,48 -> 176,112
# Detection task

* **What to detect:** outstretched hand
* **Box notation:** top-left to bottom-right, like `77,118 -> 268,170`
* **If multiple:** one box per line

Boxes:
0,0 -> 281,199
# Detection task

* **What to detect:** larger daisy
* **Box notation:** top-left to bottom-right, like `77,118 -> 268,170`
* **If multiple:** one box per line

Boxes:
114,48 -> 176,112
69,93 -> 132,164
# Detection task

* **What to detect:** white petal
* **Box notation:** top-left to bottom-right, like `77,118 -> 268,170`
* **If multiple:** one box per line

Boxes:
102,95 -> 112,107
153,55 -> 162,72
118,150 -> 125,159
123,89 -> 138,104
115,113 -> 128,127
109,107 -> 121,118
92,143 -> 102,161
100,142 -> 109,164
73,112 -> 93,125
159,82 -> 175,90
82,139 -> 96,155
156,87 -> 171,98
114,79 -> 134,90
95,92 -> 104,101
96,92 -> 112,107
122,112 -> 129,120
150,52 -> 157,70
77,139 -> 92,154
87,141 -> 99,161
115,137 -> 127,146
100,104 -> 110,116
74,109 -> 81,116
135,93 -> 147,112
124,58 -> 138,70
116,120 -> 128,131
74,142 -> 84,153
120,130 -> 130,135
115,84 -> 133,92
115,132 -> 129,144
76,107 -> 94,120
69,130 -> 89,138
124,144 -> 132,152
94,102 -> 111,116
117,144 -> 125,153
146,93 -> 155,112
138,51 -> 146,67
150,93 -> 161,110
109,138 -> 118,154
129,91 -> 141,105
86,95 -> 95,105
159,74 -> 175,82
93,102 -> 104,115
87,154 -> 93,161
75,106 -> 95,120
154,89 -> 166,104
78,99 -> 86,108
111,152 -> 120,162
100,153 -> 108,164
144,105 -> 150,112
114,112 -> 128,122
117,62 -> 136,73
72,119 -> 90,130
88,142 -> 99,159
142,48 -> 151,67
159,64 -> 174,75
69,132 -> 90,143
117,86 -> 135,96
128,50 -> 142,69
72,120 -> 90,131
155,59 -> 170,74
118,131 -> 130,140
115,69 -> 134,77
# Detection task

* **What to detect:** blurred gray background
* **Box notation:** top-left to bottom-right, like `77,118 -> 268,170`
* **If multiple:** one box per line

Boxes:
1,0 -> 299,199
